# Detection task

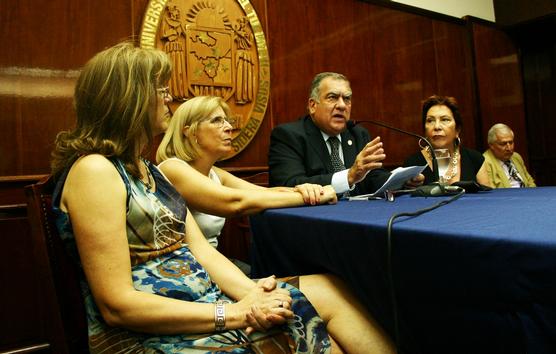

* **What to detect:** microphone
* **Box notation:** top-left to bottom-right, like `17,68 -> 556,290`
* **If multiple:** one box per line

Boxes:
410,184 -> 462,197
347,119 -> 439,182
347,119 -> 465,197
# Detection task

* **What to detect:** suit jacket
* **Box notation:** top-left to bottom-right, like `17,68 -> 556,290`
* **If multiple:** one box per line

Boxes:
483,149 -> 536,188
268,115 -> 390,195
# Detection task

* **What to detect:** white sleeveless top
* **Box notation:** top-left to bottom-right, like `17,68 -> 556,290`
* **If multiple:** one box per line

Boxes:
158,158 -> 226,247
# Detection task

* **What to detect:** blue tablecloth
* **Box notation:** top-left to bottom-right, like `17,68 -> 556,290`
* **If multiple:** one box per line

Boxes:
250,187 -> 556,354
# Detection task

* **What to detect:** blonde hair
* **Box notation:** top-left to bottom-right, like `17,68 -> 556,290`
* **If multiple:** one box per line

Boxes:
157,96 -> 231,163
51,41 -> 172,178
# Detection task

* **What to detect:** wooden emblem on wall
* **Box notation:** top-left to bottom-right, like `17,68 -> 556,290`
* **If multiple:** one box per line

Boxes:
140,0 -> 270,159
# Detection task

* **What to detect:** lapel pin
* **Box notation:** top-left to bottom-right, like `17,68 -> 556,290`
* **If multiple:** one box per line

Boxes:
348,140 -> 353,146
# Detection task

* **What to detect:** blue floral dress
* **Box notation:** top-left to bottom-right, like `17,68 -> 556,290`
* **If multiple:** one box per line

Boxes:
52,158 -> 331,353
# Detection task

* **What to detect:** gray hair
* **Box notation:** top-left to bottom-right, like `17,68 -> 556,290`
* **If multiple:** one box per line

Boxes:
487,123 -> 514,144
309,72 -> 350,101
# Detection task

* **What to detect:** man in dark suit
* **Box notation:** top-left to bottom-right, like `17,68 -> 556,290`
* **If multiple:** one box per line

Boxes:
269,72 -> 398,196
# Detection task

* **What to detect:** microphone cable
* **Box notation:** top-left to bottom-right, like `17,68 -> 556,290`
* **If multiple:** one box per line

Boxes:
385,187 -> 465,353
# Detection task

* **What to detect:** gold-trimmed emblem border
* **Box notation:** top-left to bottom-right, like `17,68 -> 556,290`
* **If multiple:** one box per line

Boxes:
140,0 -> 270,159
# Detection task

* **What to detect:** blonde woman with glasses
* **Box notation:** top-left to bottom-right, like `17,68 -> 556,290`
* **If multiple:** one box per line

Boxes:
156,96 -> 338,250
157,96 -> 395,354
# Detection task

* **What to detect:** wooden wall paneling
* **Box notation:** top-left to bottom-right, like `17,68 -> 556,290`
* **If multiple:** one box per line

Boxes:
265,0 -> 477,167
514,17 -> 556,186
521,48 -> 550,154
0,215 -> 49,352
0,0 -> 138,177
494,0 -> 556,27
0,89 -> 76,177
0,98 -> 20,175
469,19 -> 528,157
368,10 -> 439,165
20,98 -> 75,175
0,176 -> 47,352
522,46 -> 556,186
432,21 -> 477,149
0,175 -> 45,206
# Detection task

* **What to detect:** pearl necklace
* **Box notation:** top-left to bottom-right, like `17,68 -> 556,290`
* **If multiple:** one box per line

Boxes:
427,148 -> 460,181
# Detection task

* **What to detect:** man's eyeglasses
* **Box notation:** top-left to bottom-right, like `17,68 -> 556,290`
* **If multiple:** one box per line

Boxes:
157,87 -> 171,100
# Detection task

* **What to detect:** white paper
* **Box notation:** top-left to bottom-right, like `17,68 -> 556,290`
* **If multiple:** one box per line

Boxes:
348,165 -> 427,200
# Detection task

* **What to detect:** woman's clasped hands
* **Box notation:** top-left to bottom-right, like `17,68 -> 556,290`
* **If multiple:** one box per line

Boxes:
232,275 -> 293,335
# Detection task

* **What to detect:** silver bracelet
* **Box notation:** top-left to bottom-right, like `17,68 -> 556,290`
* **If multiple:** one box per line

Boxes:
214,300 -> 226,332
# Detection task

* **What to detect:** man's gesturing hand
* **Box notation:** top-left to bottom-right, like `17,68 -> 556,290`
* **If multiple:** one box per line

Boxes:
348,136 -> 386,186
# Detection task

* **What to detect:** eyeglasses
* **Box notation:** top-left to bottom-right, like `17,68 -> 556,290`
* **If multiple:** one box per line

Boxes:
157,86 -> 171,100
201,116 -> 236,128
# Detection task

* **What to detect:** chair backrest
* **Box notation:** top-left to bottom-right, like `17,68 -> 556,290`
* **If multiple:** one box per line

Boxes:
219,171 -> 269,263
242,171 -> 269,187
25,176 -> 88,354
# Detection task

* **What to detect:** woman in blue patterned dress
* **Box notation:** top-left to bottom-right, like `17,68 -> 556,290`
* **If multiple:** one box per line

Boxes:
50,41 -> 394,354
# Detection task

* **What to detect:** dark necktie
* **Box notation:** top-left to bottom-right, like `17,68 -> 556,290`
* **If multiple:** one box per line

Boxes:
504,160 -> 525,187
328,136 -> 345,172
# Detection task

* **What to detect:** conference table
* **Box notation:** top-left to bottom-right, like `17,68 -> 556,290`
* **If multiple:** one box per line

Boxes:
249,187 -> 556,354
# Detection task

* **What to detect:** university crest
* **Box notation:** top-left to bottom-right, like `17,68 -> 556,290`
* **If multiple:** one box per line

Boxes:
140,0 -> 270,159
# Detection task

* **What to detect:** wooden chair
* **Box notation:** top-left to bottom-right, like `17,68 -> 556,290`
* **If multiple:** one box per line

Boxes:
218,171 -> 269,264
25,176 -> 88,354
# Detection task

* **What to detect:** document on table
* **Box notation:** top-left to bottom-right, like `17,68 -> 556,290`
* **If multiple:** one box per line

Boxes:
348,165 -> 427,200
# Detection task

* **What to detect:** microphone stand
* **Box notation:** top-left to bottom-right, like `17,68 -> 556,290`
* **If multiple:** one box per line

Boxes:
348,119 -> 439,182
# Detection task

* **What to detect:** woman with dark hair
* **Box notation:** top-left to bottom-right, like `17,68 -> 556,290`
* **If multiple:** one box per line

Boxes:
50,41 -> 394,354
404,95 -> 491,186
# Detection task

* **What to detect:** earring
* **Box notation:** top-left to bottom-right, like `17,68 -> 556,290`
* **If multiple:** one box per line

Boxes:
454,136 -> 461,148
418,138 -> 429,150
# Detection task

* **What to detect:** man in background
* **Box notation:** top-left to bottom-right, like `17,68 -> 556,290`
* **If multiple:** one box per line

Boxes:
483,123 -> 536,188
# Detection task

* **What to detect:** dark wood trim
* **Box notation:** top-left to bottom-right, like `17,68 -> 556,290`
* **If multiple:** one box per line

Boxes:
465,17 -> 486,151
357,0 -> 468,25
0,343 -> 51,354
0,175 -> 49,206
463,15 -> 497,27
0,175 -> 48,183
494,0 -> 556,28
503,14 -> 556,46
0,204 -> 27,212
222,166 -> 268,173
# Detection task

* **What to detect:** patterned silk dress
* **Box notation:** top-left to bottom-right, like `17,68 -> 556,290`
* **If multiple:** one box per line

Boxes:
52,158 -> 331,353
